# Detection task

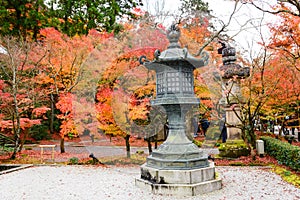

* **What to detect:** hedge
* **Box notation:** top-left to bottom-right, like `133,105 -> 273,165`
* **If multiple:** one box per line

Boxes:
260,136 -> 300,171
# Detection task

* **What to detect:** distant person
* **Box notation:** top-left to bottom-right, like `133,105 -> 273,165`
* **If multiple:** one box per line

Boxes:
200,119 -> 210,136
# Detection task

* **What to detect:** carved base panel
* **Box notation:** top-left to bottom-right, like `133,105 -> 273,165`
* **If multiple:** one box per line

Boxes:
146,156 -> 209,170
136,162 -> 222,196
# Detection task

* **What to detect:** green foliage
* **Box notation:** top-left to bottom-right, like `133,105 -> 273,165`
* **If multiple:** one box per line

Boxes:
30,124 -> 50,141
0,0 -> 142,39
135,150 -> 144,154
29,109 -> 61,140
284,170 -> 291,176
214,172 -> 219,179
180,0 -> 211,17
0,0 -> 49,39
68,157 -> 79,165
47,0 -> 142,36
1,145 -> 14,153
261,136 -> 300,171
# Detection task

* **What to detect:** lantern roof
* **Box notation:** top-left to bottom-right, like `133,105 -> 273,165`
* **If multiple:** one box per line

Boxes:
141,24 -> 209,69
217,41 -> 250,79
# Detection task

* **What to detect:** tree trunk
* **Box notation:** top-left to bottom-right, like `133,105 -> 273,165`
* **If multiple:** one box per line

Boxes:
243,127 -> 256,160
278,120 -> 286,140
154,135 -> 158,149
11,58 -> 21,159
60,137 -> 65,153
125,134 -> 130,158
147,139 -> 152,154
248,124 -> 256,148
10,135 -> 21,159
50,93 -> 55,134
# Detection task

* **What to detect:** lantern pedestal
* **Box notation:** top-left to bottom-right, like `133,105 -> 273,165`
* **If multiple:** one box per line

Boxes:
135,162 -> 221,196
147,99 -> 209,170
136,100 -> 221,196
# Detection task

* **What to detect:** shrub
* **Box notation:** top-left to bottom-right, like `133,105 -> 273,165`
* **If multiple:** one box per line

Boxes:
68,157 -> 79,165
30,124 -> 50,141
260,136 -> 300,171
2,145 -> 14,153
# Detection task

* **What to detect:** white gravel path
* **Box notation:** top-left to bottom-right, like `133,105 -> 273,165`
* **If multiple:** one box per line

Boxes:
0,165 -> 299,200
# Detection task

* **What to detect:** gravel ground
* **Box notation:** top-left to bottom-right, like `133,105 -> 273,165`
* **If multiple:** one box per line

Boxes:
0,165 -> 299,200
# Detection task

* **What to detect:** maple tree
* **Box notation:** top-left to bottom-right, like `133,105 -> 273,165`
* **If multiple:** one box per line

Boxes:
36,27 -> 94,153
0,36 -> 49,159
268,5 -> 300,87
264,2 -> 300,72
261,59 -> 300,131
237,50 -> 275,147
226,6 -> 300,149
241,1 -> 300,134
236,51 -> 299,153
96,49 -> 158,158
260,6 -> 300,130
95,19 -> 169,157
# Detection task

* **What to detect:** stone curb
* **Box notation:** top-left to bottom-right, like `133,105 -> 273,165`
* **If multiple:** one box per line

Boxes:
0,164 -> 33,175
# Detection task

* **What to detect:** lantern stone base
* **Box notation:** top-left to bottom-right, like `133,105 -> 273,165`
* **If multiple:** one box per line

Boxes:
135,162 -> 222,196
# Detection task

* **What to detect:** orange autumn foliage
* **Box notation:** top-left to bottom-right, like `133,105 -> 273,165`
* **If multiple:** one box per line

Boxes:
36,27 -> 107,139
55,93 -> 78,138
261,3 -> 300,117
95,22 -> 168,137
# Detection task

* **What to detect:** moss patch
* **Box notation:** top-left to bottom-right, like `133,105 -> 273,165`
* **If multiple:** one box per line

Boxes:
193,139 -> 203,147
218,140 -> 250,158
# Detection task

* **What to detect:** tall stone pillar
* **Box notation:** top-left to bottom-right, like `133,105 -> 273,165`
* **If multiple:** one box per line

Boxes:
218,42 -> 250,157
